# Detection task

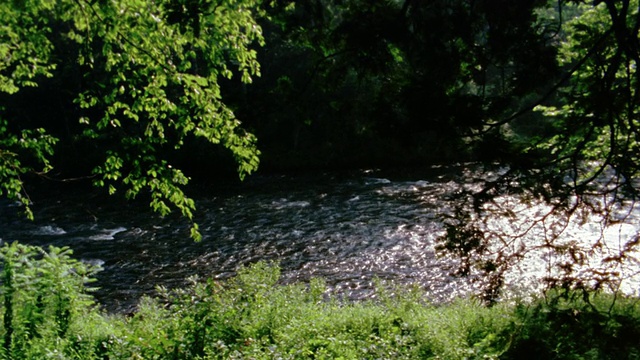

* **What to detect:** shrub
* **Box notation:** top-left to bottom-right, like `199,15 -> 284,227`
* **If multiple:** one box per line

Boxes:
506,290 -> 640,359
1,242 -> 640,359
0,242 -> 107,359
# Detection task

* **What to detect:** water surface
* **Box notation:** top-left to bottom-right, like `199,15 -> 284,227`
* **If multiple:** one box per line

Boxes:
1,166 -> 638,312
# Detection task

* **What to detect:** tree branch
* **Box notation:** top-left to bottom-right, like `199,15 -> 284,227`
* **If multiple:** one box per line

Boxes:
477,27 -> 614,133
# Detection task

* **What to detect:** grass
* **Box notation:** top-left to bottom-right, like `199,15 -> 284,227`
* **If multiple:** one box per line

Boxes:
1,242 -> 640,359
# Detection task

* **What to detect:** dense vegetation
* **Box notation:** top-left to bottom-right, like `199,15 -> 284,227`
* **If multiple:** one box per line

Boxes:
1,0 -> 265,239
3,0 -> 640,357
2,0 -> 639,232
1,243 -> 640,359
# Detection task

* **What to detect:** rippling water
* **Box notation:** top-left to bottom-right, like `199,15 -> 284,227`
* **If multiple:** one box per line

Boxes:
1,165 -> 639,312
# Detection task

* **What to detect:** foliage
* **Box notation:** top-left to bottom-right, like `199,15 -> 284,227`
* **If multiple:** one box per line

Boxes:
435,0 -> 640,301
1,249 -> 639,359
529,0 -> 640,197
0,0 -> 58,219
505,289 -> 640,359
0,242 -> 105,359
4,2 -> 640,351
0,0 -> 265,239
235,0 -> 561,170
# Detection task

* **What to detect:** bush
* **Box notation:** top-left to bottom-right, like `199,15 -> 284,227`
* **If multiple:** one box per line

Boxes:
1,242 -> 640,359
506,290 -> 640,359
0,242 -> 108,359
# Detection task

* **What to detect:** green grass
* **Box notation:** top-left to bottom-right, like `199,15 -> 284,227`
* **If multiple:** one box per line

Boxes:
1,242 -> 640,359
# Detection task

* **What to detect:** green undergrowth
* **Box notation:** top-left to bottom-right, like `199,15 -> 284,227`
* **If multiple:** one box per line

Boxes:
1,242 -> 640,359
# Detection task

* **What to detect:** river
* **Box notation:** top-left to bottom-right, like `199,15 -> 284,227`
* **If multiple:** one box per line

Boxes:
1,164 -> 639,313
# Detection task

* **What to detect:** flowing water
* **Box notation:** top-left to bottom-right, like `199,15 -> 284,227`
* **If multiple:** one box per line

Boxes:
1,165 -> 639,313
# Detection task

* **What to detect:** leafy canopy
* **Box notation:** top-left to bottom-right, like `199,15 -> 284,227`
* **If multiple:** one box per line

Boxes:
437,0 -> 640,299
0,0 -> 265,239
532,0 -> 640,197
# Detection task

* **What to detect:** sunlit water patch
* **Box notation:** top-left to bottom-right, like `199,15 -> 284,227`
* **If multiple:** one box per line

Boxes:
0,165 -> 638,312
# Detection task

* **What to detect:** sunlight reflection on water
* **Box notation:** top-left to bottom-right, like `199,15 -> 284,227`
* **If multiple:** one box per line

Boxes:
0,165 -> 638,312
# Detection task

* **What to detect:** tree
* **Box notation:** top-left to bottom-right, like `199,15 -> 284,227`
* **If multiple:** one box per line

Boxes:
237,0 -> 560,170
0,0 -> 265,239
438,0 -> 640,301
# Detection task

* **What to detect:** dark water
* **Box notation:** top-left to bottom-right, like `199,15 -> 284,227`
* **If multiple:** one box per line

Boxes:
1,166 -> 639,312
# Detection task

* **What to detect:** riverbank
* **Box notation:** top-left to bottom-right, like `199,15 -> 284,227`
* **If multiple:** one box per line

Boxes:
2,243 -> 639,359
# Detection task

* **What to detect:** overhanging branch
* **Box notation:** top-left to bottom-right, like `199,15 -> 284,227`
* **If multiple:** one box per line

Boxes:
476,27 -> 614,134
